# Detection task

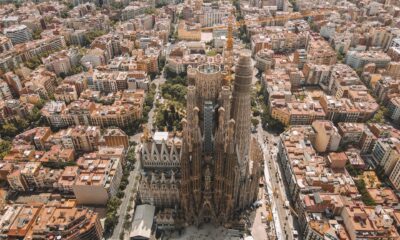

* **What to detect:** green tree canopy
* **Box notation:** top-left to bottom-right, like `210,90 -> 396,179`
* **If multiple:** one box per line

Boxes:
0,140 -> 11,160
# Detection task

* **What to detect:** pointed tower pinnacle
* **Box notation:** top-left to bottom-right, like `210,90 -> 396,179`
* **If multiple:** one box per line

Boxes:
223,12 -> 235,85
231,50 -> 253,173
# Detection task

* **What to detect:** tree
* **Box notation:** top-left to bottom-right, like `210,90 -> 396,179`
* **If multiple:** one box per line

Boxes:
104,196 -> 122,234
1,123 -> 18,138
369,107 -> 388,124
117,190 -> 125,199
206,49 -> 217,56
337,52 -> 345,62
355,179 -> 376,206
25,56 -> 42,70
288,0 -> 299,11
159,56 -> 166,72
110,1 -> 123,9
149,73 -> 157,80
161,83 -> 187,103
0,140 -> 11,160
345,163 -> 362,177
169,76 -> 187,86
66,2 -> 74,9
260,105 -> 285,133
165,68 -> 178,79
156,2 -> 167,7
14,118 -> 28,132
83,30 -> 106,46
105,214 -> 118,233
251,118 -> 260,128
145,8 -> 156,14
60,11 -> 68,19
32,29 -> 42,40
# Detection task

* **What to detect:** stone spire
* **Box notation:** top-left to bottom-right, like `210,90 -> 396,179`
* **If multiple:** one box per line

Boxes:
231,50 -> 253,172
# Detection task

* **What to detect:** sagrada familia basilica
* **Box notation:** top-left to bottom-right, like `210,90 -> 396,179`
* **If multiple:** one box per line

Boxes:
139,49 -> 262,228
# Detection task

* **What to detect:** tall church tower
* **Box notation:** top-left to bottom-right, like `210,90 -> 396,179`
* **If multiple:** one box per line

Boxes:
232,51 -> 253,174
180,51 -> 262,226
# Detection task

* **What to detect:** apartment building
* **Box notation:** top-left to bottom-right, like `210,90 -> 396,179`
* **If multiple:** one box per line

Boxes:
57,166 -> 80,193
270,98 -> 326,126
306,40 -> 337,66
341,205 -> 399,240
254,49 -> 274,72
99,128 -> 129,149
388,97 -> 400,124
177,21 -> 201,41
65,125 -> 100,152
311,120 -> 341,153
81,48 -> 107,68
39,145 -> 75,163
3,72 -> 22,97
251,31 -> 307,54
121,3 -> 149,21
87,69 -> 128,93
0,202 -> 103,240
372,138 -> 400,175
278,126 -> 356,202
0,35 -> 13,54
54,84 -> 79,104
15,35 -> 67,62
320,95 -> 379,123
298,193 -> 349,240
3,25 -> 32,45
72,148 -> 123,205
22,67 -> 58,99
345,51 -> 391,70
373,76 -> 399,104
39,101 -> 67,128
63,73 -> 88,96
0,99 -> 34,124
337,122 -> 376,153
199,3 -> 231,27
0,80 -> 13,101
7,169 -> 28,192
6,162 -> 63,192
42,48 -> 79,76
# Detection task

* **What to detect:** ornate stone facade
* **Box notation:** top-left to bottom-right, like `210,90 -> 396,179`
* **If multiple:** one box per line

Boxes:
139,132 -> 181,208
180,50 -> 262,226
138,50 -> 262,227
141,131 -> 181,169
139,171 -> 180,208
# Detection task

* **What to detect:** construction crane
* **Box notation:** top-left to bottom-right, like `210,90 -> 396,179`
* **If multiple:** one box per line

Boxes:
200,8 -> 337,31
214,7 -> 336,84
223,13 -> 234,85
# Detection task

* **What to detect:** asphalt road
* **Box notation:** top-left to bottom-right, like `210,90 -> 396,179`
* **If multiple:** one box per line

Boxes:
147,75 -> 165,132
109,75 -> 164,239
256,123 -> 297,240
109,148 -> 141,240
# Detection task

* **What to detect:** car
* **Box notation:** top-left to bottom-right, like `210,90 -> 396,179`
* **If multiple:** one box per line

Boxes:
253,201 -> 263,208
293,230 -> 299,239
284,201 -> 290,208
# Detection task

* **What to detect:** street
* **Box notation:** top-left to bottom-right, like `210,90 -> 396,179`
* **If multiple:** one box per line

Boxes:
147,75 -> 166,132
109,148 -> 141,240
250,185 -> 271,240
111,52 -> 296,240
255,122 -> 297,240
110,75 -> 164,239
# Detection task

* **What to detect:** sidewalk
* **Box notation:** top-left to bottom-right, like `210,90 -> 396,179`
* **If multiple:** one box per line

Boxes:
257,131 -> 282,240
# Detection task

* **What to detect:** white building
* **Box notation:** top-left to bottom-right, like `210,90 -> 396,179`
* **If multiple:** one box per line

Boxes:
388,97 -> 400,124
3,25 -> 32,45
0,80 -> 12,100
